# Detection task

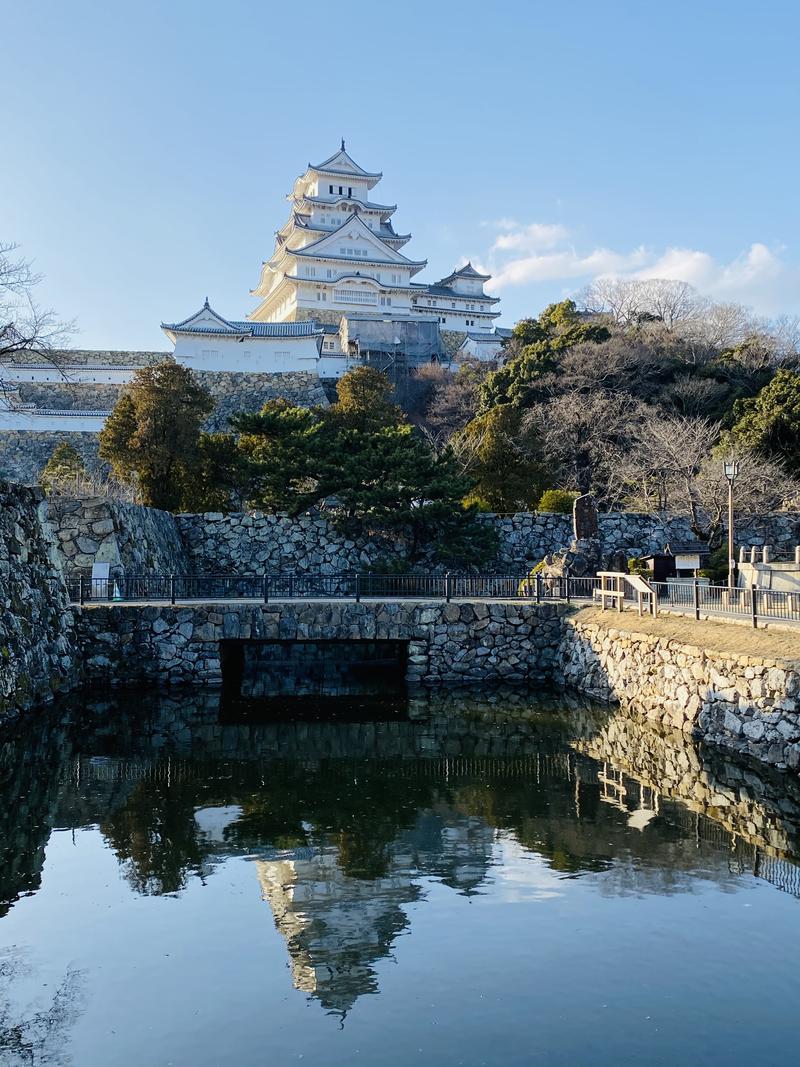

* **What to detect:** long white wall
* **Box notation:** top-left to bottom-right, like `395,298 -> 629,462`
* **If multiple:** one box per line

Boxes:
3,364 -> 138,384
0,409 -> 109,431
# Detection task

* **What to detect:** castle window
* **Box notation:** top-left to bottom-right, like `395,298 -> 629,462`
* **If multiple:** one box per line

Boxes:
338,185 -> 343,194
329,185 -> 333,194
348,187 -> 352,196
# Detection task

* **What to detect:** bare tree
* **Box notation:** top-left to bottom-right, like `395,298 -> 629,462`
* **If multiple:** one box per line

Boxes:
523,388 -> 645,496
579,277 -> 760,361
603,413 -> 800,542
0,242 -> 74,406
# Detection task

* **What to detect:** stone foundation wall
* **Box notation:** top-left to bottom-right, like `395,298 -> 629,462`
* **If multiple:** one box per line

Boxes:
0,432 -> 104,484
175,511 -> 397,574
0,369 -> 330,483
73,600 -> 569,689
556,614 -> 800,770
15,382 -> 123,410
47,498 -> 187,577
0,481 -> 76,716
196,370 -> 329,431
175,508 -> 800,575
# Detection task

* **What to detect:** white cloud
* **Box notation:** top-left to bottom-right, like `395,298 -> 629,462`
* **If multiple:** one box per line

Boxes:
490,222 -> 569,254
477,221 -> 800,316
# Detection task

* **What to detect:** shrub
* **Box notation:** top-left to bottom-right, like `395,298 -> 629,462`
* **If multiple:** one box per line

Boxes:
537,489 -> 578,514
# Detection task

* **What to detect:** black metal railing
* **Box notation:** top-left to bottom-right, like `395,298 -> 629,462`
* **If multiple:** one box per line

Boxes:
67,572 -> 602,606
66,572 -> 800,627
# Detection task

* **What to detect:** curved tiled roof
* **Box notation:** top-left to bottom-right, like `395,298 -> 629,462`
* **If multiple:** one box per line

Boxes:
161,301 -> 322,338
166,320 -> 322,338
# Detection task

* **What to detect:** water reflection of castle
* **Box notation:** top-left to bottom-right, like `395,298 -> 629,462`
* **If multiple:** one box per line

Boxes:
256,809 -> 496,1013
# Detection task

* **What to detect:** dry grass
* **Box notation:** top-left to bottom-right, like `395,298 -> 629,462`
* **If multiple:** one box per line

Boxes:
570,605 -> 800,665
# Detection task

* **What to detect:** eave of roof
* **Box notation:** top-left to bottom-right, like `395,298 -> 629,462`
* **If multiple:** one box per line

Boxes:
161,316 -> 323,338
294,194 -> 397,214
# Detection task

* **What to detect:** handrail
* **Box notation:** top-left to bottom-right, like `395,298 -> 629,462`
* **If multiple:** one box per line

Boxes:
65,572 -> 800,629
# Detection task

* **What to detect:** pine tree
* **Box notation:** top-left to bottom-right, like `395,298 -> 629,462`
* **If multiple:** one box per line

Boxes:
39,441 -> 88,493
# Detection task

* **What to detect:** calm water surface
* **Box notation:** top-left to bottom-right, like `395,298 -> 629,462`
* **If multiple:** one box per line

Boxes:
2,688 -> 800,1066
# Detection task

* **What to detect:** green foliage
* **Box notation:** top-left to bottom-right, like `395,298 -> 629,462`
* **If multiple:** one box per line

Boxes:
330,364 -> 404,431
99,361 -> 214,511
727,369 -> 800,471
627,557 -> 650,577
234,400 -> 322,514
39,441 -> 88,493
479,300 -> 610,410
536,489 -> 578,514
454,405 -> 546,512
236,367 -> 496,568
184,433 -> 254,513
698,545 -> 729,582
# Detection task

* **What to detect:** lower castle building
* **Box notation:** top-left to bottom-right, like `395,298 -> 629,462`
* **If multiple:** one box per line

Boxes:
0,144 -> 508,479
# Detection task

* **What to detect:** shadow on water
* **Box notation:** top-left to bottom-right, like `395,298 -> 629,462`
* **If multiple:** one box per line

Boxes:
2,683 -> 800,1020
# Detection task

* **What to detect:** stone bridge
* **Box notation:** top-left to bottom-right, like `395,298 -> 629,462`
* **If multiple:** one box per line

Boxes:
75,599 -> 569,689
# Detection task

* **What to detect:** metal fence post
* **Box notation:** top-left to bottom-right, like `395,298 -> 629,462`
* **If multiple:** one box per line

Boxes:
355,572 -> 361,603
751,584 -> 758,629
263,574 -> 269,604
535,573 -> 542,604
170,575 -> 176,605
79,576 -> 85,605
693,579 -> 700,621
445,572 -> 451,602
565,573 -> 571,604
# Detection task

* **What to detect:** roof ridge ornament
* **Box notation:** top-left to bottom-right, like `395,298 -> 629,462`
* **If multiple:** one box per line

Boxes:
341,137 -> 346,151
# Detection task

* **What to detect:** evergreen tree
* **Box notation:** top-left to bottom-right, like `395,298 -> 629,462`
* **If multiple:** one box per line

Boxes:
479,300 -> 610,410
727,369 -> 800,472
39,441 -> 88,493
99,361 -> 214,510
329,364 -> 405,431
233,399 -> 323,514
234,368 -> 496,567
454,406 -> 546,512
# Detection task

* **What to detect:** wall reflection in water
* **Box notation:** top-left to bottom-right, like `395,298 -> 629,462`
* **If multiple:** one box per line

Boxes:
2,687 -> 800,1016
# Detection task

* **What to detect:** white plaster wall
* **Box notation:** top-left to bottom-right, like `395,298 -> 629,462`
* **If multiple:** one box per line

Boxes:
0,410 -> 108,431
3,365 -> 137,384
171,334 -> 320,373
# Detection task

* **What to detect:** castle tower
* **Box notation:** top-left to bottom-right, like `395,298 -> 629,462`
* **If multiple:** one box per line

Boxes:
249,143 -> 501,333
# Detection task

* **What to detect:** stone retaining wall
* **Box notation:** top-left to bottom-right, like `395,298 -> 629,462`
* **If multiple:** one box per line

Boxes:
556,614 -> 800,770
0,432 -> 104,483
175,508 -> 800,574
175,511 -> 396,574
47,497 -> 188,577
73,600 -> 569,689
0,481 -> 76,716
195,370 -> 329,431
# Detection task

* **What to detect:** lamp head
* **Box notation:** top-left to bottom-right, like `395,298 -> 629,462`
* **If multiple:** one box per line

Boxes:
723,459 -> 740,483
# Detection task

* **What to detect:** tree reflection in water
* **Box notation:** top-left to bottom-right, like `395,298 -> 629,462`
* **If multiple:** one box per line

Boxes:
2,686 -> 800,1014
0,955 -> 85,1066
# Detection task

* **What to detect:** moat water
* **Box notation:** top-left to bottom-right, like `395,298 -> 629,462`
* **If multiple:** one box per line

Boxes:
2,687 -> 800,1066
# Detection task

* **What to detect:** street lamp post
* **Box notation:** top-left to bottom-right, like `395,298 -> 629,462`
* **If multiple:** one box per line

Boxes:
723,459 -> 740,596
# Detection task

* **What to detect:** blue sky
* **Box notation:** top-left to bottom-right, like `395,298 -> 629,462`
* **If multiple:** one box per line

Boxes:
3,0 -> 799,350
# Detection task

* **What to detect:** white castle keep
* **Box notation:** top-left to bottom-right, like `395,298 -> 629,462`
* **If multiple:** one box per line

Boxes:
0,144 -> 507,435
